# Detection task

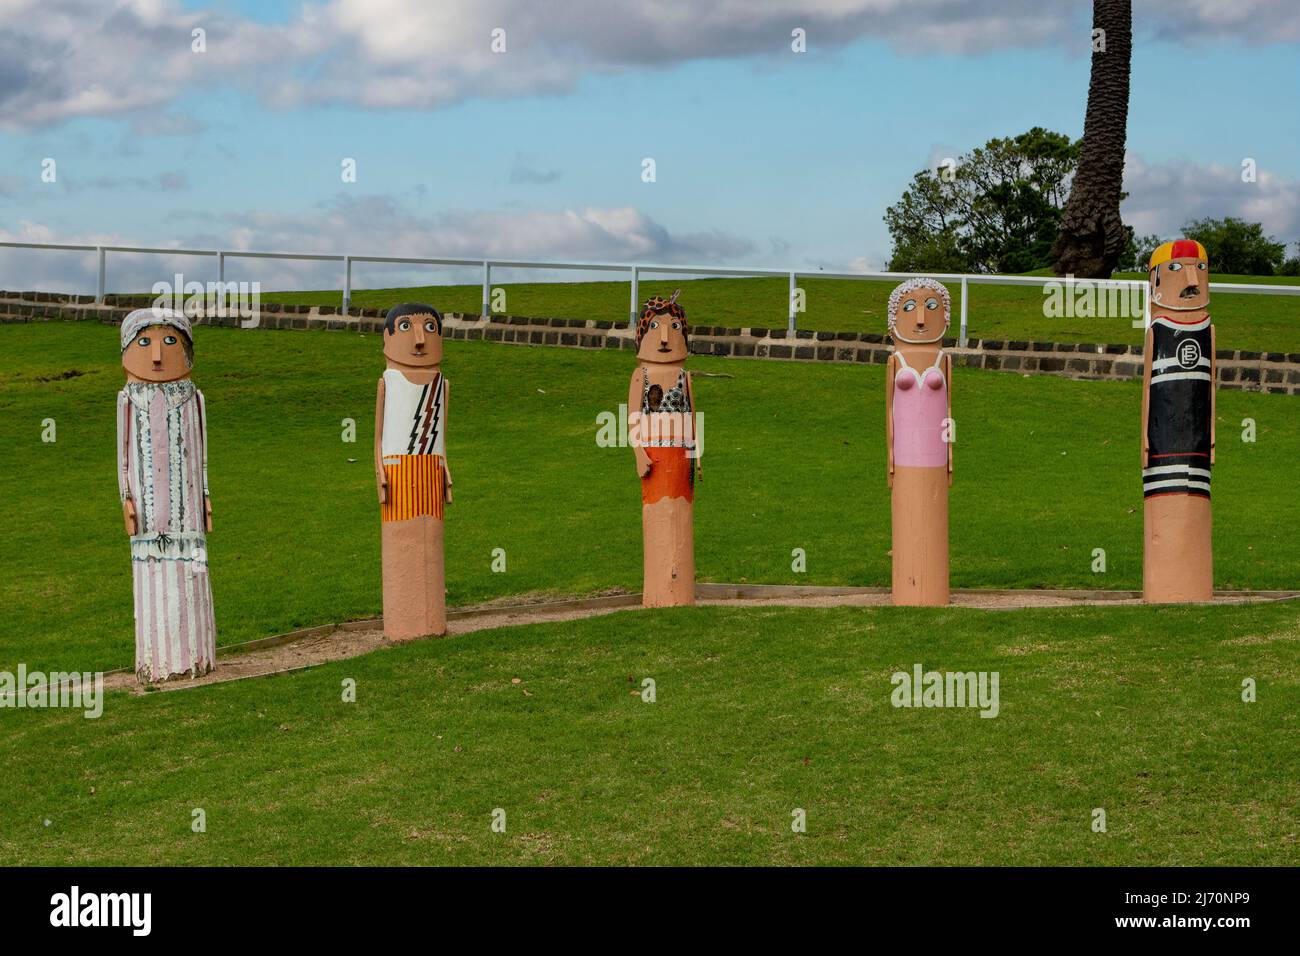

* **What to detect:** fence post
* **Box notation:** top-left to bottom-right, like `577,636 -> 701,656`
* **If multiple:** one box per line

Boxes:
481,260 -> 491,318
788,272 -> 797,333
959,275 -> 969,346
343,256 -> 352,317
96,246 -> 106,304
1142,281 -> 1151,330
215,251 -> 226,319
630,265 -> 639,328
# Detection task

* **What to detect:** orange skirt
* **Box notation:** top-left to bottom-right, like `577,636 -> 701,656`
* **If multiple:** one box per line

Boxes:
382,454 -> 446,522
641,447 -> 694,505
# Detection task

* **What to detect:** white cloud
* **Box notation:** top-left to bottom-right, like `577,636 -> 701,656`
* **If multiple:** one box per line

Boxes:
0,197 -> 756,293
0,1 -> 292,128
182,195 -> 756,262
2,0 -> 1296,128
1122,153 -> 1300,242
1145,0 -> 1300,44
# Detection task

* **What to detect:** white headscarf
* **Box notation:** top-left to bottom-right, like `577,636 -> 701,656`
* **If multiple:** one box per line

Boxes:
120,307 -> 193,353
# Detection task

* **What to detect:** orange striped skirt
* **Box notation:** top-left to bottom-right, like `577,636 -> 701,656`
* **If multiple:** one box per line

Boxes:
382,454 -> 446,522
641,446 -> 695,505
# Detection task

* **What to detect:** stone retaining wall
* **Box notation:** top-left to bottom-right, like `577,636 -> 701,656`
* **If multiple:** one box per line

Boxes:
2,291 -> 1297,395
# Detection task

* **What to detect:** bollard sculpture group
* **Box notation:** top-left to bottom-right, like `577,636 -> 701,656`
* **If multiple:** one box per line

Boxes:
115,255 -> 1229,680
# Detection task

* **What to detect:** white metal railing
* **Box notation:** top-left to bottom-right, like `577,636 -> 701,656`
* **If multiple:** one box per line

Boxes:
2,240 -> 1296,346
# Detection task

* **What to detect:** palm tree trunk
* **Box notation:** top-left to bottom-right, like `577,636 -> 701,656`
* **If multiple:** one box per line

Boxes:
1052,0 -> 1132,278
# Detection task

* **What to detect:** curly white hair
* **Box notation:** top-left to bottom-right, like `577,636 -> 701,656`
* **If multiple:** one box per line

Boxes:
887,278 -> 951,335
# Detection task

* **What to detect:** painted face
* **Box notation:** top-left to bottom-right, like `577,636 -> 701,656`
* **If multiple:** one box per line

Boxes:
121,325 -> 191,382
893,287 -> 946,342
1151,256 -> 1209,312
637,313 -> 688,363
384,313 -> 443,367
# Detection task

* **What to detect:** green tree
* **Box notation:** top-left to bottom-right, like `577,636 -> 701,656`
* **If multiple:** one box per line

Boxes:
1130,233 -> 1164,272
1279,241 -> 1300,277
885,127 -> 1079,274
1181,217 -> 1287,275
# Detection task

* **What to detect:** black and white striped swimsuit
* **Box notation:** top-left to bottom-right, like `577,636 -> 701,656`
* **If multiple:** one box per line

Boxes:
1144,315 -> 1212,499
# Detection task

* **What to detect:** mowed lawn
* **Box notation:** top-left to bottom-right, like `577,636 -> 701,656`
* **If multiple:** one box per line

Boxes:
259,272 -> 1300,353
0,321 -> 1297,679
1,601 -> 1297,866
1,322 -> 1297,866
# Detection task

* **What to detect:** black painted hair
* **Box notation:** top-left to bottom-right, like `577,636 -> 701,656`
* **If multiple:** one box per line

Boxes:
384,302 -> 442,335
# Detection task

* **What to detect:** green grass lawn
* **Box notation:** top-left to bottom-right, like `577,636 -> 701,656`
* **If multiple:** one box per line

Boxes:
2,600 -> 1297,865
256,272 -> 1300,353
1,322 -> 1297,866
1,322 -> 1296,677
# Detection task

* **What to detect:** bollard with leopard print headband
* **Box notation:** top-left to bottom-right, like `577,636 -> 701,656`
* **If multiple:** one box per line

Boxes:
628,288 -> 698,608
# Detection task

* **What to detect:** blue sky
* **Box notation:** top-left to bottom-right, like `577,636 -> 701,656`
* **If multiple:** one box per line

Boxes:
1,0 -> 1297,292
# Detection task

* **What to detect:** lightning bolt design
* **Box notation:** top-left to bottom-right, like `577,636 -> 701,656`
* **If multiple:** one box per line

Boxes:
406,382 -> 431,453
422,375 -> 444,454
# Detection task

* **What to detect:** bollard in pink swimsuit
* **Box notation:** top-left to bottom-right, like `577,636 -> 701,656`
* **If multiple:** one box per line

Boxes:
892,351 -> 948,468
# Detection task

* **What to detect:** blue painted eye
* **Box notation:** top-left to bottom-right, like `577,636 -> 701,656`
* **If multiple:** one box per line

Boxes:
650,320 -> 659,329
424,320 -> 437,332
137,337 -> 151,346
925,298 -> 939,310
671,321 -> 681,330
1168,262 -> 1182,271
164,335 -> 178,345
1197,262 -> 1206,270
903,301 -> 917,312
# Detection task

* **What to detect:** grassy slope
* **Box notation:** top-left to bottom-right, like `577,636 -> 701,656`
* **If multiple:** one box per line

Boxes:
257,273 -> 1300,353
0,322 -> 1296,678
2,601 -> 1296,866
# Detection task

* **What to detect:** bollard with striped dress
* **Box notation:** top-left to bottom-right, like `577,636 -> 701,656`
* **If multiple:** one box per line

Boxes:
117,307 -> 217,682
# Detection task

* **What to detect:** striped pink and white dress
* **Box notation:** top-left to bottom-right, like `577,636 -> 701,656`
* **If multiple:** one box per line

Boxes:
117,380 -> 216,681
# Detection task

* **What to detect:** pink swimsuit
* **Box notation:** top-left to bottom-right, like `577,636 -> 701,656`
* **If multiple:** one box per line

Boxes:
892,351 -> 948,468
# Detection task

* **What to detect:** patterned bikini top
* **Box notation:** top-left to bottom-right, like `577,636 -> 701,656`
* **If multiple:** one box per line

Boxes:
642,368 -> 691,413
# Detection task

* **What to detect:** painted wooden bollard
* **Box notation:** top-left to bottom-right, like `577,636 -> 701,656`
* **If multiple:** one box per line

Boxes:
117,308 -> 217,682
1142,240 -> 1215,603
628,292 -> 700,607
886,279 -> 953,607
376,303 -> 452,639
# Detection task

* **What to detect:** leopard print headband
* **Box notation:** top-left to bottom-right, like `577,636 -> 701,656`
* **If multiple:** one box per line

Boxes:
636,290 -> 689,344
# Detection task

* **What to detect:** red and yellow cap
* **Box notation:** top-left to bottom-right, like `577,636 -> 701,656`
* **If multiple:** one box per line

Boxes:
1149,239 -> 1207,271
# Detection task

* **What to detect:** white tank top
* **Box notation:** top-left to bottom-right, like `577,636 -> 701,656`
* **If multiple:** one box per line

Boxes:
381,369 -> 446,458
